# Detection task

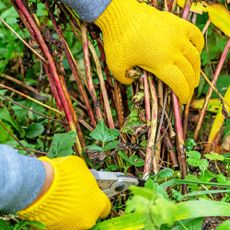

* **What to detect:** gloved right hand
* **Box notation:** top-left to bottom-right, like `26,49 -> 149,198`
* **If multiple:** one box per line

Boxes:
18,156 -> 111,230
95,0 -> 204,104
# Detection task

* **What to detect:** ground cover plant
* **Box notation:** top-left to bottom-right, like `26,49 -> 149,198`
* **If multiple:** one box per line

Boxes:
0,0 -> 230,229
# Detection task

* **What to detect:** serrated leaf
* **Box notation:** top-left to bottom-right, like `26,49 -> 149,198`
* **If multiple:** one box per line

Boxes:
90,120 -> 119,143
199,159 -> 209,172
204,152 -> 225,161
187,158 -> 201,167
86,144 -> 103,152
26,123 -> 44,139
157,168 -> 174,179
187,151 -> 201,159
48,131 -> 76,158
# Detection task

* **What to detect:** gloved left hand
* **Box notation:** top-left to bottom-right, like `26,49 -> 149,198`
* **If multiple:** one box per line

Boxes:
18,156 -> 111,230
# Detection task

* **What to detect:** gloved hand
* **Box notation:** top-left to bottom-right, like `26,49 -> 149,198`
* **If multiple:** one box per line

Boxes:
18,156 -> 111,230
95,0 -> 204,104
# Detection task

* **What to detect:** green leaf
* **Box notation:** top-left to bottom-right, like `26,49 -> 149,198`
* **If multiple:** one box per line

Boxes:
48,131 -> 76,158
204,152 -> 225,161
187,151 -> 201,159
0,220 -> 12,230
181,189 -> 230,200
199,170 -> 217,182
172,218 -> 204,230
0,107 -> 19,132
0,121 -> 14,143
187,158 -> 201,167
185,174 -> 199,191
103,141 -> 119,151
14,220 -> 45,230
217,220 -> 230,230
199,159 -> 209,172
86,144 -> 103,152
129,155 -> 144,167
106,164 -> 120,171
185,139 -> 197,151
118,151 -> 129,162
0,7 -> 18,25
172,189 -> 183,201
216,174 -> 227,184
175,200 -> 230,220
90,120 -> 119,143
157,168 -> 174,180
26,123 -> 44,139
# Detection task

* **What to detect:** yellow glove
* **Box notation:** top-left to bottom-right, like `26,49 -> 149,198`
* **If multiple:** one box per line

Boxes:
95,0 -> 204,104
18,156 -> 111,230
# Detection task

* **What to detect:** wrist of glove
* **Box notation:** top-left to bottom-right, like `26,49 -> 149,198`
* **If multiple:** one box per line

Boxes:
94,0 -> 204,104
18,156 -> 111,230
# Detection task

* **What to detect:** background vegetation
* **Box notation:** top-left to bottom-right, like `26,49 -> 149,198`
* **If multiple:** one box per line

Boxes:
0,0 -> 229,229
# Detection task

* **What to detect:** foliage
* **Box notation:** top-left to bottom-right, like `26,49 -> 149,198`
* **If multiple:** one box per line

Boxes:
87,120 -> 120,153
93,181 -> 230,230
0,219 -> 45,230
48,131 -> 76,158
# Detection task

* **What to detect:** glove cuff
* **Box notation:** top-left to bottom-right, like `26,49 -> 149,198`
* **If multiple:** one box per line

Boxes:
18,156 -> 111,229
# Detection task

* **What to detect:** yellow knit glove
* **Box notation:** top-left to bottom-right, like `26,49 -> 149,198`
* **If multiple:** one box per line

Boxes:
17,156 -> 111,230
95,0 -> 204,104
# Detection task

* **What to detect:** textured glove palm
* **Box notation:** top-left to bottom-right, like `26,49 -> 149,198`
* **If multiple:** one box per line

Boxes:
95,0 -> 204,104
18,156 -> 111,230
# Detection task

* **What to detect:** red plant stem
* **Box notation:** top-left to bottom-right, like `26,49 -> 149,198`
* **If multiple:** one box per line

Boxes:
12,0 -> 83,154
170,0 -> 193,180
182,0 -> 193,19
172,94 -> 187,178
13,0 -> 72,124
44,65 -> 63,111
59,75 -> 85,147
48,10 -> 96,128
143,71 -> 151,125
164,133 -> 179,167
81,24 -> 103,121
183,98 -> 191,139
194,39 -> 230,141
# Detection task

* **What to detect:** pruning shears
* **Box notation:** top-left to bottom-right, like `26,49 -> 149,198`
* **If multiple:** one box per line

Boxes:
91,170 -> 146,197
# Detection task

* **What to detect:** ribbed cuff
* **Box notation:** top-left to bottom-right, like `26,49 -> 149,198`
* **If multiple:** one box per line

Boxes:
61,0 -> 112,22
0,145 -> 46,213
18,156 -> 111,229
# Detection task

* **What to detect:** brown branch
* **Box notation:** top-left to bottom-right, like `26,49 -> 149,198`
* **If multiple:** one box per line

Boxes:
194,39 -> 230,141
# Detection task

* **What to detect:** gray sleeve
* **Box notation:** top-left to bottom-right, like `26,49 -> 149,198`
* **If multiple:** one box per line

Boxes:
0,145 -> 46,213
60,0 -> 112,22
